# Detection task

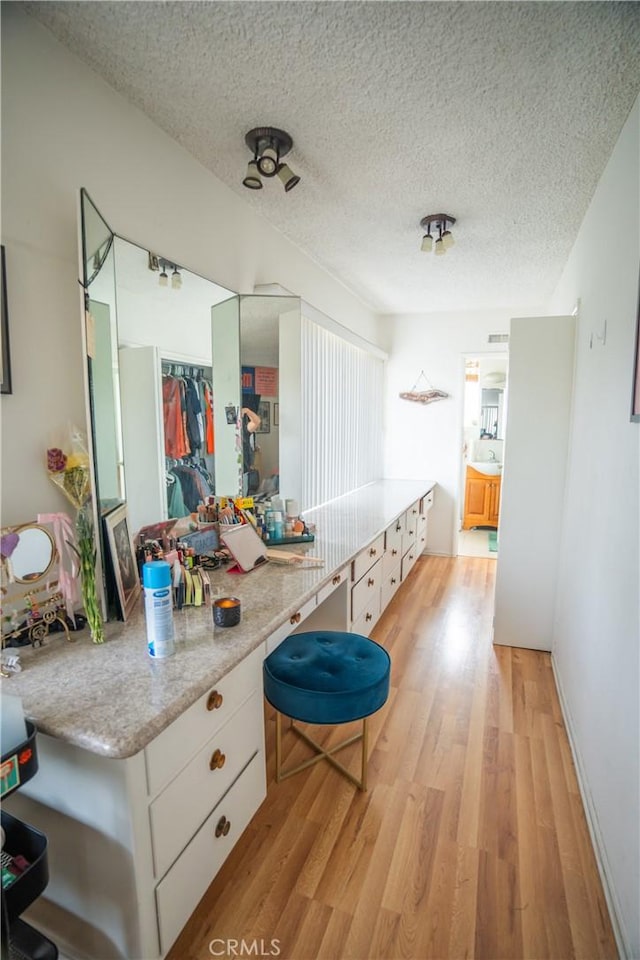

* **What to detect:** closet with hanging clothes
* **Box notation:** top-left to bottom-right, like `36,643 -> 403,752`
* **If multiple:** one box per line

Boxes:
119,346 -> 217,538
161,362 -> 215,515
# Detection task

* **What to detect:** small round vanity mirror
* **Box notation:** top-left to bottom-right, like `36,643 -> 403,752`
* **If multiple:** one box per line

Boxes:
9,524 -> 56,583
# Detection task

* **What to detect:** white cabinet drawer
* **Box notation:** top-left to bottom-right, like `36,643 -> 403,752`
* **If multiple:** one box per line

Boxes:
316,565 -> 348,607
402,529 -> 416,555
380,566 -> 402,611
351,557 -> 382,622
416,515 -> 428,554
402,502 -> 419,553
150,690 -> 263,881
401,545 -> 419,581
352,534 -> 385,584
156,750 -> 266,955
404,500 -> 420,530
351,598 -> 382,637
265,595 -> 317,654
422,488 -> 434,512
145,643 -> 264,799
383,523 -> 403,577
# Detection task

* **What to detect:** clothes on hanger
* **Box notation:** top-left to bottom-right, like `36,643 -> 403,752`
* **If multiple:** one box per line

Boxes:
161,361 -> 215,515
161,364 -> 214,459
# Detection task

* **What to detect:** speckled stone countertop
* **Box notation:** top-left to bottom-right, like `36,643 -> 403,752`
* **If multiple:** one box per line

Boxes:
1,480 -> 434,760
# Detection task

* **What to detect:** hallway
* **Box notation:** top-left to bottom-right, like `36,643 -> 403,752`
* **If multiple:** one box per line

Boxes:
168,555 -> 617,960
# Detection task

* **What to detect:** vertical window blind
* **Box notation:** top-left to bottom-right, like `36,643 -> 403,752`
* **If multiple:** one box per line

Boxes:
301,315 -> 384,509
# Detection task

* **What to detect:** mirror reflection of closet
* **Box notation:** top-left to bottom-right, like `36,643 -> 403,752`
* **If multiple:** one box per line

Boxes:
114,237 -> 236,534
79,190 -> 239,621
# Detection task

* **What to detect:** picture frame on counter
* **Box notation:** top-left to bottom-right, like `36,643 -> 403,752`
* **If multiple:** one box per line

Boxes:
104,504 -> 140,620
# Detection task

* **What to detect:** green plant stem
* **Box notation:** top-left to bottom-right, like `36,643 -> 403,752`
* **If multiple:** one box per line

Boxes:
75,507 -> 104,644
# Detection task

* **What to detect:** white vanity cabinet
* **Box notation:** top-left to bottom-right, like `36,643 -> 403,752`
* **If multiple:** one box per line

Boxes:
7,644 -> 267,960
400,500 -> 421,581
381,518 -> 403,611
350,534 -> 385,635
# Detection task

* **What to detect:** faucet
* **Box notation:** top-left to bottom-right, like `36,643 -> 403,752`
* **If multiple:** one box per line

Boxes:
488,449 -> 497,461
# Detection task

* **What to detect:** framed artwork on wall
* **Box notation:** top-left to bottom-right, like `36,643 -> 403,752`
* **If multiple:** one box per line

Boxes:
257,400 -> 270,434
1,246 -> 12,395
104,504 -> 140,620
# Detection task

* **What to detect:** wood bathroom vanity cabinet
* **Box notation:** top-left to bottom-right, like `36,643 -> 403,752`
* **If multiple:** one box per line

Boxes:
462,464 -> 501,529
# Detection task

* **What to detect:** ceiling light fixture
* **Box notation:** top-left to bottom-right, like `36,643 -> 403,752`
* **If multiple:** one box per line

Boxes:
158,262 -> 168,287
171,265 -> 182,290
243,127 -> 301,193
420,214 -> 456,256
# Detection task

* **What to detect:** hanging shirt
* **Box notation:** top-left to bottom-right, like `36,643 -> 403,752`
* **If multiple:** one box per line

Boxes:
163,376 -> 190,459
184,377 -> 203,454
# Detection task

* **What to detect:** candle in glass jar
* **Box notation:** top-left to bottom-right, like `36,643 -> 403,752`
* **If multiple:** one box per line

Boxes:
213,596 -> 241,627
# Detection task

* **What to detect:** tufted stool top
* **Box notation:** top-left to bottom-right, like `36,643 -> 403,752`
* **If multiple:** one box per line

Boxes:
263,630 -> 391,725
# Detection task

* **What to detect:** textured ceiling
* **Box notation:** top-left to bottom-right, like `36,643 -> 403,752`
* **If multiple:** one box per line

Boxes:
23,1 -> 640,315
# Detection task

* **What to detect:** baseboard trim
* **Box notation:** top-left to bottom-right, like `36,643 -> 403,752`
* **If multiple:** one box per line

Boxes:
551,655 -> 630,959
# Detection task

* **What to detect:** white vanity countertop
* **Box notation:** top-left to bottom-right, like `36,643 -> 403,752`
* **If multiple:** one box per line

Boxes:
1,479 -> 434,759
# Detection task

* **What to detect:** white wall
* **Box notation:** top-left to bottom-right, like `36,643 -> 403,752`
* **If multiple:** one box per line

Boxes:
493,314 -> 576,652
547,96 -> 640,958
0,7 -> 380,526
381,307 -> 543,555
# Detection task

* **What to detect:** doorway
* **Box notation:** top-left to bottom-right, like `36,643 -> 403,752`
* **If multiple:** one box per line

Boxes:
457,352 -> 508,559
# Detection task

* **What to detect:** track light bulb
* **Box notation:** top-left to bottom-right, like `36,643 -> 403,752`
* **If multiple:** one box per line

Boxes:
276,163 -> 300,192
159,264 -> 169,286
171,267 -> 182,290
243,160 -> 263,190
434,238 -> 445,256
442,229 -> 454,250
421,234 -> 433,253
257,146 -> 279,177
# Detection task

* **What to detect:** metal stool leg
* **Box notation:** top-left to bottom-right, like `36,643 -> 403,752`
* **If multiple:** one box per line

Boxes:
274,711 -> 369,790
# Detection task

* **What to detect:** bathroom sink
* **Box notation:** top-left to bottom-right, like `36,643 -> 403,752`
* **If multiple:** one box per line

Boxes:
469,461 -> 502,475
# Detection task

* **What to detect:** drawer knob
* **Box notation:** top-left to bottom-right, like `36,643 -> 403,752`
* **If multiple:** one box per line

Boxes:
215,816 -> 231,838
412,508 -> 417,514
367,577 -> 375,587
209,749 -> 226,771
365,613 -> 372,622
290,612 -> 302,624
332,574 -> 341,585
391,549 -> 398,556
369,547 -> 377,556
206,690 -> 224,711
391,577 -> 397,585
409,554 -> 414,560
396,524 -> 402,532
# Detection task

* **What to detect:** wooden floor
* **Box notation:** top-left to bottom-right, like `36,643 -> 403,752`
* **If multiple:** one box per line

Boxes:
167,555 -> 617,960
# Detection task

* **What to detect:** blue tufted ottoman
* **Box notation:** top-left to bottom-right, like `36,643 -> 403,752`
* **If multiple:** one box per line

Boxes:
263,630 -> 391,791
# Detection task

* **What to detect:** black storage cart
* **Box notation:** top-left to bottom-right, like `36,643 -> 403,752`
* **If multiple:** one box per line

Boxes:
1,720 -> 58,960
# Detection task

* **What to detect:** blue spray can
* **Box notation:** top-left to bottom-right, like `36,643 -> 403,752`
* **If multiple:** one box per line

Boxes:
143,561 -> 175,659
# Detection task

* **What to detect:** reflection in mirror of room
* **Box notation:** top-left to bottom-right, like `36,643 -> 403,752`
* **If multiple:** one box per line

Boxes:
161,361 -> 215,518
113,236 -> 234,537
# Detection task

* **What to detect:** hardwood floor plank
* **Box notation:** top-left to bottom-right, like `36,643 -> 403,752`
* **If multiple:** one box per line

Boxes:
167,555 -> 618,960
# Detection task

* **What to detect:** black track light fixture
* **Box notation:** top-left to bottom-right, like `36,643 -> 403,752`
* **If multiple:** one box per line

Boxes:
243,127 -> 301,193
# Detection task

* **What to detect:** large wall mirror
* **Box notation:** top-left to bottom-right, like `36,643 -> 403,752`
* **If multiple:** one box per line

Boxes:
79,191 -> 301,620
